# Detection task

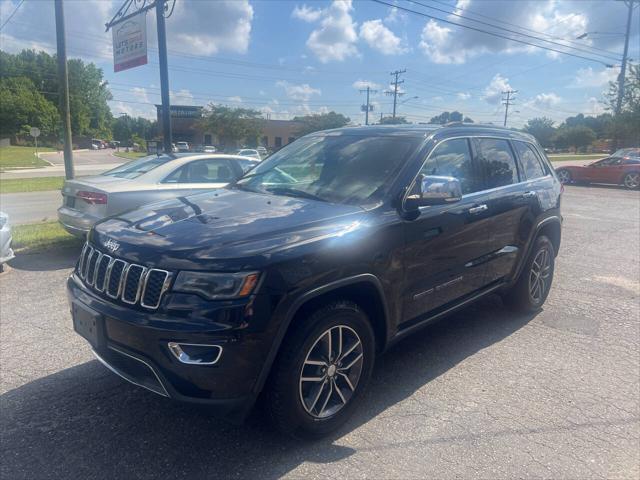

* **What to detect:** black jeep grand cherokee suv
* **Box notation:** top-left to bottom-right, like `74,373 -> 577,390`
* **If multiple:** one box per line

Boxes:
68,124 -> 562,438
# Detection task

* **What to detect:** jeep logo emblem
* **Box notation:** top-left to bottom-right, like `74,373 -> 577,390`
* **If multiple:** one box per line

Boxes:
104,238 -> 120,253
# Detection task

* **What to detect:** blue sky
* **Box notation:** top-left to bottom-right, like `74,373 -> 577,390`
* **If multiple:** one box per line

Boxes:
1,0 -> 638,127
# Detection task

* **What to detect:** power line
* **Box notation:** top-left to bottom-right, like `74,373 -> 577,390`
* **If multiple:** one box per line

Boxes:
502,90 -> 518,127
359,86 -> 377,125
386,69 -> 406,119
370,0 -> 617,66
0,0 -> 25,31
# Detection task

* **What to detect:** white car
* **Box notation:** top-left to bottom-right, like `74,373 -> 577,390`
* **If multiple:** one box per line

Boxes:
58,154 -> 259,237
0,212 -> 14,272
237,149 -> 261,160
176,141 -> 190,152
203,145 -> 217,153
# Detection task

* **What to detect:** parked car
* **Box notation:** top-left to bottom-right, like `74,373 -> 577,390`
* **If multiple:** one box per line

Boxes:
236,148 -> 261,160
0,212 -> 14,272
176,141 -> 190,152
203,145 -> 217,153
68,124 -> 562,438
257,146 -> 268,157
58,154 -> 259,237
556,148 -> 640,189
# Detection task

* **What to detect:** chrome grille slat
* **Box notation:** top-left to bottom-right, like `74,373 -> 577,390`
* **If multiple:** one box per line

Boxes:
76,242 -> 170,310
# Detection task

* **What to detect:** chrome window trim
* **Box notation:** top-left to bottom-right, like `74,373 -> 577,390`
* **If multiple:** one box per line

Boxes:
402,134 -> 552,211
106,259 -> 127,299
94,254 -> 112,292
121,264 -> 147,305
140,269 -> 172,309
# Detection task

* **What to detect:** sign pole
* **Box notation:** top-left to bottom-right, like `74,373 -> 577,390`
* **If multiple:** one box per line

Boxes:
54,0 -> 74,179
156,1 -> 172,154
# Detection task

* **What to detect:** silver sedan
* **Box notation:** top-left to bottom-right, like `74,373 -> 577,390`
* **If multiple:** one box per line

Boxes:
58,153 -> 258,237
0,212 -> 14,271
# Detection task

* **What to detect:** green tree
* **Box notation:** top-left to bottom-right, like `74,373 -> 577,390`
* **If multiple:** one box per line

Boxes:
379,116 -> 408,125
523,117 -> 556,147
0,76 -> 59,136
553,125 -> 596,152
428,111 -> 473,124
199,104 -> 264,147
112,115 -> 157,144
292,111 -> 350,135
604,63 -> 640,146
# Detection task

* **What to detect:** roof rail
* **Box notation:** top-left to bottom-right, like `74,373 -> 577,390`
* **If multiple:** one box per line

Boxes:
443,121 -> 500,128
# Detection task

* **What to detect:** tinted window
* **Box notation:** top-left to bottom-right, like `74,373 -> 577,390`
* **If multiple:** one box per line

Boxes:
165,159 -> 235,184
419,138 -> 478,194
514,141 -> 546,180
476,138 -> 519,188
103,155 -> 173,179
237,134 -> 422,205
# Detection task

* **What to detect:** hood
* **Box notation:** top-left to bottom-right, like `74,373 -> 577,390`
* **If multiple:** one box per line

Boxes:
91,188 -> 366,270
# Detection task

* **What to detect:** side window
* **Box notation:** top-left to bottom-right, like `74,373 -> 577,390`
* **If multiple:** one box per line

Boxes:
237,159 -> 256,173
419,138 -> 478,194
164,159 -> 235,184
513,141 -> 546,180
475,138 -> 519,189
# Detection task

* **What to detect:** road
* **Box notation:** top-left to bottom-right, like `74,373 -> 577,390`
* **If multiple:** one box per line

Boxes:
1,185 -> 639,479
0,149 -> 125,179
0,190 -> 61,224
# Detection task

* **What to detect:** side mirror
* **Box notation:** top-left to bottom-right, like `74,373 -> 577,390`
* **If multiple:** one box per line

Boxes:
406,175 -> 463,208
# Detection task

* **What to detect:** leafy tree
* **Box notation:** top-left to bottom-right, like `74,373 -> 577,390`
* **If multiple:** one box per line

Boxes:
292,111 -> 350,135
428,111 -> 473,124
552,125 -> 596,152
0,76 -> 59,136
523,117 -> 556,147
199,104 -> 264,147
604,63 -> 640,147
112,115 -> 157,144
379,116 -> 408,125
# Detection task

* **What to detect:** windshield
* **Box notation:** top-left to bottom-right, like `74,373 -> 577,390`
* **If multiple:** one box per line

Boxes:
612,148 -> 640,158
235,134 -> 422,205
102,155 -> 174,179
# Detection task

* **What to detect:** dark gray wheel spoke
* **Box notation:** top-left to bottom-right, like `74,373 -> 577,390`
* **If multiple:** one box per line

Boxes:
299,324 -> 364,419
529,247 -> 552,302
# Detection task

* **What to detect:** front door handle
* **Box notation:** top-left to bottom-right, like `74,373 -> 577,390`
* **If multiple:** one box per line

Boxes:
522,191 -> 537,198
468,204 -> 488,214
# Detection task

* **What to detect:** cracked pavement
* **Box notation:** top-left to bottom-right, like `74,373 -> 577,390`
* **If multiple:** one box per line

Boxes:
1,184 -> 639,479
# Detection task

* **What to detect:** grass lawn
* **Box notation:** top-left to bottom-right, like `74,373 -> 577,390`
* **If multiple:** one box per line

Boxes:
12,221 -> 82,254
547,154 -> 604,162
0,145 -> 55,170
113,151 -> 148,160
0,177 -> 65,194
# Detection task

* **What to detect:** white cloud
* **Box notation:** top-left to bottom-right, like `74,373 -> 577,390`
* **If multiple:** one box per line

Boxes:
170,89 -> 195,105
292,4 -> 324,22
359,19 -> 407,55
227,96 -> 243,104
168,0 -> 253,55
352,80 -> 381,90
528,92 -> 561,108
305,0 -> 359,63
276,81 -> 321,101
583,97 -> 607,115
385,2 -> 408,24
572,67 -> 619,88
457,92 -> 472,100
482,74 -> 513,105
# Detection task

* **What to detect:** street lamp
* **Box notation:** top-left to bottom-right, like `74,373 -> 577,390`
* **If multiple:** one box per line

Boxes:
399,95 -> 419,105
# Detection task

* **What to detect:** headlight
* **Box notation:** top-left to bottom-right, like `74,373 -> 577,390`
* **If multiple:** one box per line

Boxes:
173,271 -> 259,300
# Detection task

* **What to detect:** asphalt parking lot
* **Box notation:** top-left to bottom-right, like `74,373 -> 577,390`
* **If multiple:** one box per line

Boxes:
1,185 -> 638,479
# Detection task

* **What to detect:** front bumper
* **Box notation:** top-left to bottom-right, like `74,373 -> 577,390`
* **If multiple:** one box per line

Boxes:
0,226 -> 14,264
58,207 -> 100,237
67,273 -> 275,420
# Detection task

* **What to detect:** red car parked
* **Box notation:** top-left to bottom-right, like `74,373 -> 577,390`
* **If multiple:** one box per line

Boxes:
556,148 -> 640,189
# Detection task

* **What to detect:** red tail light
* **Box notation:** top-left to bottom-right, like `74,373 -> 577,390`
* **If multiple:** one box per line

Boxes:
77,191 -> 107,204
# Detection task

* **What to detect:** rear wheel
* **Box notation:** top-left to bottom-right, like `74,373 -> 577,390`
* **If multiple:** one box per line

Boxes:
623,172 -> 639,189
265,300 -> 375,439
556,169 -> 572,184
503,235 -> 555,312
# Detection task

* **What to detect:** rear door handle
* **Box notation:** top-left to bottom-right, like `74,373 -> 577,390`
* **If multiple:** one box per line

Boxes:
468,204 -> 488,214
522,191 -> 537,198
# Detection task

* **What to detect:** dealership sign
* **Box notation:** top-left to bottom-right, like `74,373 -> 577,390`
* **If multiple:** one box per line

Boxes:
112,12 -> 147,72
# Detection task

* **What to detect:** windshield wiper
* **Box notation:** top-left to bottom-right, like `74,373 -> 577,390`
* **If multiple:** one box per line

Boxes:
266,187 -> 325,202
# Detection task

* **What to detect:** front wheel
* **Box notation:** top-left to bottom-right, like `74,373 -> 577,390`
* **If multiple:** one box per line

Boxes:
623,172 -> 640,189
503,235 -> 555,312
556,169 -> 572,184
265,301 -> 375,439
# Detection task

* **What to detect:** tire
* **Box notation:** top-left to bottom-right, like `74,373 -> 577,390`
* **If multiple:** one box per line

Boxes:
556,169 -> 572,184
503,235 -> 555,313
622,172 -> 640,190
265,300 -> 375,439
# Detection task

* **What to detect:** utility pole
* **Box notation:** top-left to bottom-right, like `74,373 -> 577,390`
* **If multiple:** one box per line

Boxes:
54,0 -> 74,179
502,90 -> 517,127
155,0 -> 172,153
615,0 -> 636,115
359,86 -> 377,125
387,69 -> 406,119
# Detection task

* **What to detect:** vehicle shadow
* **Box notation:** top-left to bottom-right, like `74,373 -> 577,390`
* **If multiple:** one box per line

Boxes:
7,247 -> 80,272
1,295 -> 538,480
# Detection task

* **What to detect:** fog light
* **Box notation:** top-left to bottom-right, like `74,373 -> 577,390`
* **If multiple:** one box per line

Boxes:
168,342 -> 222,365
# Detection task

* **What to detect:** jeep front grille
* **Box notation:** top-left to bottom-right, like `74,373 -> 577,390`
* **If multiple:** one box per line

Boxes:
77,243 -> 171,310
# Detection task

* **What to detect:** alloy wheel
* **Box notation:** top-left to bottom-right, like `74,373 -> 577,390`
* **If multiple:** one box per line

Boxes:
557,170 -> 571,184
299,325 -> 364,419
529,247 -> 552,303
624,173 -> 639,189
